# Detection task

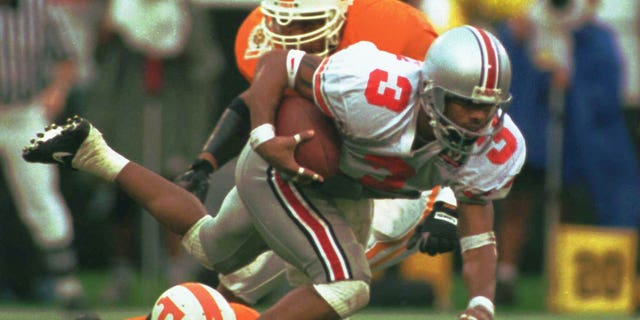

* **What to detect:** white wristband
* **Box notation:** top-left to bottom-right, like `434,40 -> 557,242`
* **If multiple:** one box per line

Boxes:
468,296 -> 495,316
249,123 -> 276,149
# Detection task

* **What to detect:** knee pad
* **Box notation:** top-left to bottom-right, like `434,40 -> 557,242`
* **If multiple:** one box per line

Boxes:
217,251 -> 288,305
313,280 -> 370,318
181,215 -> 214,270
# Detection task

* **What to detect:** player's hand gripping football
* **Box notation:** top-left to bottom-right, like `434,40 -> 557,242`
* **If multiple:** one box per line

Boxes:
406,188 -> 459,256
173,159 -> 213,203
254,130 -> 323,184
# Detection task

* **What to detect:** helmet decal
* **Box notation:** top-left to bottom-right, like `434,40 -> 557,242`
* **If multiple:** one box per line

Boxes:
468,26 -> 498,91
245,25 -> 272,59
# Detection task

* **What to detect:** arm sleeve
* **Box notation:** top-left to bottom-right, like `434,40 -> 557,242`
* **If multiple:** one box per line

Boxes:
201,97 -> 251,169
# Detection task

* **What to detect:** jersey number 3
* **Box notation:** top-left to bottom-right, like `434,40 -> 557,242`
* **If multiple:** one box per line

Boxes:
364,69 -> 412,112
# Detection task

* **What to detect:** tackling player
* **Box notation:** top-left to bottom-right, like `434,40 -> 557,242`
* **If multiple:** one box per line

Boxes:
24,25 -> 525,320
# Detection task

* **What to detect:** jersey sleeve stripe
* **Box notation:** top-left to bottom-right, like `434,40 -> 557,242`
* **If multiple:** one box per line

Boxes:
313,57 -> 334,118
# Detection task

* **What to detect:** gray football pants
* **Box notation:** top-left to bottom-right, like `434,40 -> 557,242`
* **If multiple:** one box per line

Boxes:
197,144 -> 372,286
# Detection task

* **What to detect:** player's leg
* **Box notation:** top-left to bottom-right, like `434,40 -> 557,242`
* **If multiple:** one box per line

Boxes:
366,196 -> 427,272
364,187 -> 457,308
365,187 -> 454,271
214,187 -> 448,309
22,116 -> 277,309
183,186 -> 271,273
217,251 -> 288,305
234,145 -> 372,320
22,116 -> 207,236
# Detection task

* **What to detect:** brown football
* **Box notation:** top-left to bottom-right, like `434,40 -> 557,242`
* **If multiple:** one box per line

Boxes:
276,95 -> 341,178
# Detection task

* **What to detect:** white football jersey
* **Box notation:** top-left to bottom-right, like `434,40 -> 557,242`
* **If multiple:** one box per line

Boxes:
312,41 -> 526,202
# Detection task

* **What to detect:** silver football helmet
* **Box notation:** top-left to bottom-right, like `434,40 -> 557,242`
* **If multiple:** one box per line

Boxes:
420,25 -> 512,155
260,0 -> 353,57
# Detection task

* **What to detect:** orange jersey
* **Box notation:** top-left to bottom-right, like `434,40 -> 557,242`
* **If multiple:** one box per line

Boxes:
234,0 -> 438,82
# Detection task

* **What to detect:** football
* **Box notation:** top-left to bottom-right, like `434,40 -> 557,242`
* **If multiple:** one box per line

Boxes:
276,95 -> 341,178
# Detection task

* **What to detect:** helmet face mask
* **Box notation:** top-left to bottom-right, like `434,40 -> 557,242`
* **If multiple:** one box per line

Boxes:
260,0 -> 352,57
419,26 -> 512,156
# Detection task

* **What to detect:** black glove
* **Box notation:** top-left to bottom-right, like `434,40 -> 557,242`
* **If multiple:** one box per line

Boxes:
173,159 -> 213,203
406,200 -> 458,256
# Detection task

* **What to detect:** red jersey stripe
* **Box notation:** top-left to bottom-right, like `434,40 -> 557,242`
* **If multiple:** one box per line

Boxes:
313,57 -> 334,118
273,172 -> 349,281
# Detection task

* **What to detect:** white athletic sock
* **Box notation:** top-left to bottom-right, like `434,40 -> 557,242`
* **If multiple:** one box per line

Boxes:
71,126 -> 130,182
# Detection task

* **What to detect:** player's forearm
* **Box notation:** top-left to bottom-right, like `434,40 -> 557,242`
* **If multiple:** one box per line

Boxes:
116,162 -> 207,235
241,50 -> 290,128
461,245 -> 497,300
198,98 -> 251,170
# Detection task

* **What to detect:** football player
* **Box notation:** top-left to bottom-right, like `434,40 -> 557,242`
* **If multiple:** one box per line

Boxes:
174,0 -> 455,306
24,25 -> 525,320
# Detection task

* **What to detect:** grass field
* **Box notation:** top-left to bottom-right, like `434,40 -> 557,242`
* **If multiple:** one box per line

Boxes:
0,306 -> 637,320
0,272 -> 637,320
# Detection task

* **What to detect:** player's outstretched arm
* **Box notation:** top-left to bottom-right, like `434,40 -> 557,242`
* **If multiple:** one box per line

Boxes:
456,201 -> 497,320
23,116 -> 206,236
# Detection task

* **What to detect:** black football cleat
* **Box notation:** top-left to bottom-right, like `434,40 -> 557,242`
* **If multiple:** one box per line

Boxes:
22,115 -> 90,169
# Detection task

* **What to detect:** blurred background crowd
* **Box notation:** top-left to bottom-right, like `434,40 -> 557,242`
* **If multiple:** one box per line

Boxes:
0,0 -> 638,315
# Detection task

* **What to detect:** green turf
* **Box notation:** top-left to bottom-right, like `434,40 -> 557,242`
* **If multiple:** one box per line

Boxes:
0,272 -> 637,319
0,307 -> 636,320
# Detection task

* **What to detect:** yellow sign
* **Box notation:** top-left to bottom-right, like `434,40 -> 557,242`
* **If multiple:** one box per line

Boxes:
549,224 -> 637,314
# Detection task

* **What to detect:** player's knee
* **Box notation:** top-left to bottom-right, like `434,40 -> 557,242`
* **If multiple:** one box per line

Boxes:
181,215 -> 215,269
313,280 -> 370,318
